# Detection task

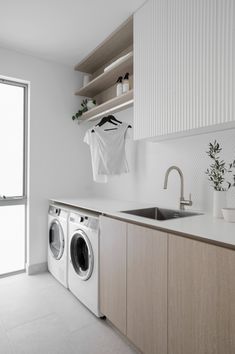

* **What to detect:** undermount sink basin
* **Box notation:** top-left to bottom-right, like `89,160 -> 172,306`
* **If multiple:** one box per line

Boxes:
121,207 -> 201,221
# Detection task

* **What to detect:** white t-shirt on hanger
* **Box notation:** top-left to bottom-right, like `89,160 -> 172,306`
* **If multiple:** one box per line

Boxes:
93,122 -> 129,175
83,130 -> 108,183
84,122 -> 129,182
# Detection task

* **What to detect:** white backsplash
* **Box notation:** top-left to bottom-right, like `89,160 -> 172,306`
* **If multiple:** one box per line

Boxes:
89,107 -> 235,213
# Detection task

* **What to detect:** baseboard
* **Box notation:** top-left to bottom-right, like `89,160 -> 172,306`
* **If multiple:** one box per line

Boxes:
0,269 -> 25,279
26,262 -> 48,275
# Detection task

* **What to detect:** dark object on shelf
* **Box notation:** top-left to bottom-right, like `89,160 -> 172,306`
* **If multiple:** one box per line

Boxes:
116,76 -> 123,83
91,115 -> 132,133
124,72 -> 129,80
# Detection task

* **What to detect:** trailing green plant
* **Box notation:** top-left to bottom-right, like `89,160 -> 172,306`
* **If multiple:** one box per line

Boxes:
72,99 -> 96,121
205,140 -> 235,191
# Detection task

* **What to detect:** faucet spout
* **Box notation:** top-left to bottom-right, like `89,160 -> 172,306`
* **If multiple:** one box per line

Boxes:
163,166 -> 192,210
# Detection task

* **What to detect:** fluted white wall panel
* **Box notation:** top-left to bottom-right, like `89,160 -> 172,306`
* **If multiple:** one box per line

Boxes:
134,0 -> 235,140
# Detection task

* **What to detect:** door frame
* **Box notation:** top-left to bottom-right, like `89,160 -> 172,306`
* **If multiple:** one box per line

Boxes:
0,75 -> 30,273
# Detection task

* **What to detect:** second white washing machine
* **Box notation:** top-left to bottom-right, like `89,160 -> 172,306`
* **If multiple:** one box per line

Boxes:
68,210 -> 102,317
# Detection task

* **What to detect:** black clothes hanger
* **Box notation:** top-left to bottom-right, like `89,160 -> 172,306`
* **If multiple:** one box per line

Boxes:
107,115 -> 122,124
91,116 -> 117,132
96,116 -> 118,127
91,115 -> 132,133
108,115 -> 132,129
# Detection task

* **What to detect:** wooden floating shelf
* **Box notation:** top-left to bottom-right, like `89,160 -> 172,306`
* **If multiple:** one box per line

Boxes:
75,53 -> 133,97
80,90 -> 133,121
75,17 -> 133,73
74,16 -> 134,122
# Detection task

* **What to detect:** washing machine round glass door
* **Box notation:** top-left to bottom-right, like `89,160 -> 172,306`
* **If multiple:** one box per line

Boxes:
70,230 -> 94,281
49,220 -> 64,260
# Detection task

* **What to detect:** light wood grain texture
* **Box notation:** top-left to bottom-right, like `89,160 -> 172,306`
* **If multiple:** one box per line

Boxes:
168,234 -> 235,354
127,224 -> 168,354
93,84 -> 118,105
94,75 -> 133,104
100,216 -> 127,335
79,89 -> 133,121
75,17 -> 133,73
92,45 -> 133,79
75,53 -> 133,97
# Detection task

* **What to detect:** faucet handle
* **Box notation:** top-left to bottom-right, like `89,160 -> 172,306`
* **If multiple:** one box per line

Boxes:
180,193 -> 193,208
187,193 -> 193,206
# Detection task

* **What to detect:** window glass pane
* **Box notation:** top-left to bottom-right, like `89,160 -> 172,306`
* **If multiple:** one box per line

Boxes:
0,82 -> 24,197
0,205 -> 25,274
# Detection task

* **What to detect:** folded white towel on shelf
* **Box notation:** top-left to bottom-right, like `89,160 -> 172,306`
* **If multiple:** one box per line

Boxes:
104,52 -> 133,72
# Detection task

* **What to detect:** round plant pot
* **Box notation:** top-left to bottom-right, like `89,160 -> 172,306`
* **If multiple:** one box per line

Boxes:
87,100 -> 96,110
213,190 -> 227,218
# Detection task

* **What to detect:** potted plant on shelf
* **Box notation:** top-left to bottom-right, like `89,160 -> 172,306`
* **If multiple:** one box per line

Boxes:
72,98 -> 96,121
205,140 -> 235,218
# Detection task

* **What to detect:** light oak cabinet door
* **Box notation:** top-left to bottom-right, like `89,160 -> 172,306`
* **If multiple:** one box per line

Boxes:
99,216 -> 127,334
127,224 -> 168,354
168,235 -> 235,354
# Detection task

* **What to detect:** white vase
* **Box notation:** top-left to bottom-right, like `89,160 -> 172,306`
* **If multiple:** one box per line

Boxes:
213,190 -> 227,218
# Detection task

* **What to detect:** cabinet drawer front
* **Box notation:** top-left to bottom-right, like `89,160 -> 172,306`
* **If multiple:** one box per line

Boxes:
168,234 -> 235,354
100,216 -> 127,334
127,223 -> 167,354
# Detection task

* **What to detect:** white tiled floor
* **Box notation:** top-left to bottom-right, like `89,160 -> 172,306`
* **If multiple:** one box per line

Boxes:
0,272 -> 137,354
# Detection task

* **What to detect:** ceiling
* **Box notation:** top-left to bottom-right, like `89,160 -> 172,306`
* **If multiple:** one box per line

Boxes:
0,0 -> 145,67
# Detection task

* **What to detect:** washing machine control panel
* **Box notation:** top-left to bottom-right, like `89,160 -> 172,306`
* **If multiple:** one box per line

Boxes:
69,213 -> 99,230
48,205 -> 61,216
83,216 -> 98,229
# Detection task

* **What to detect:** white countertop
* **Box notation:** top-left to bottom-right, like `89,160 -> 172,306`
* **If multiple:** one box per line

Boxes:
50,197 -> 153,214
50,197 -> 235,249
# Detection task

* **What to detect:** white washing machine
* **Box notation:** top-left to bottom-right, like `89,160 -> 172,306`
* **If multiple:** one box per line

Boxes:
68,210 -> 102,317
48,204 -> 68,288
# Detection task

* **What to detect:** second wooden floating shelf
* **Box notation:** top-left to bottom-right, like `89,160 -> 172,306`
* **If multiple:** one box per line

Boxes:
79,90 -> 133,121
75,52 -> 133,98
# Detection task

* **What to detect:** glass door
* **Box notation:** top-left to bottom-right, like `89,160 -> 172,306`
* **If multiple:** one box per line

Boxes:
70,231 -> 94,281
49,220 -> 64,260
0,78 -> 28,276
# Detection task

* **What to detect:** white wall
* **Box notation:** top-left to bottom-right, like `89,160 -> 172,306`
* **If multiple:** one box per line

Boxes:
91,107 -> 235,213
0,47 -> 94,269
1,46 -> 234,269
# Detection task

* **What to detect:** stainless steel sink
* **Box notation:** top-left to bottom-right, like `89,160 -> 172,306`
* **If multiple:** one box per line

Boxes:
121,207 -> 201,221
